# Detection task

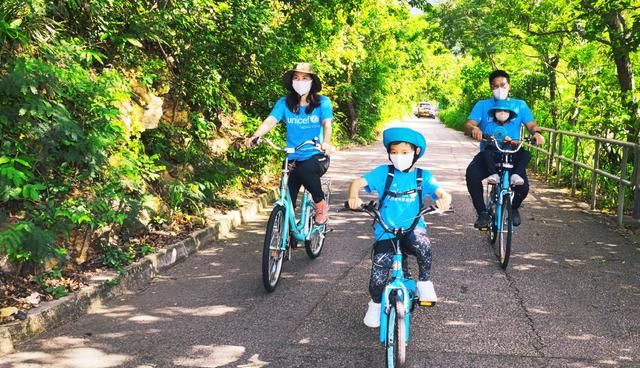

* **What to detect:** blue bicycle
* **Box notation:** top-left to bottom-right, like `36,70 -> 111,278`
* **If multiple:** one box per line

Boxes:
348,201 -> 446,368
257,138 -> 331,292
483,134 -> 535,269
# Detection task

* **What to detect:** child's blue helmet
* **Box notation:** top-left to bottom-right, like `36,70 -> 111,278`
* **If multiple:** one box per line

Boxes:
382,127 -> 427,159
488,99 -> 518,119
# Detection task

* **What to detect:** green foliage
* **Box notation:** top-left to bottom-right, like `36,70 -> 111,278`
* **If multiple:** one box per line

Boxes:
101,244 -> 135,272
35,268 -> 69,299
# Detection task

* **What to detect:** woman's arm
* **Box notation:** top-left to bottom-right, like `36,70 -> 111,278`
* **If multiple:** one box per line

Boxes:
244,115 -> 278,147
321,118 -> 333,154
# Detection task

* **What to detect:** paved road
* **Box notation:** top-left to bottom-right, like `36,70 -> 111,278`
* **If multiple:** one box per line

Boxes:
2,118 -> 639,368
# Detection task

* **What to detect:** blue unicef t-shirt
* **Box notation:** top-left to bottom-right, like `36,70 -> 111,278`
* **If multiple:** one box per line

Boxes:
363,165 -> 441,240
468,98 -> 535,150
269,95 -> 333,160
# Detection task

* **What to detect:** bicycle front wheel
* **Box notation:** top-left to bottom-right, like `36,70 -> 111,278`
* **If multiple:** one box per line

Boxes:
262,205 -> 287,292
385,297 -> 407,368
497,196 -> 513,269
487,186 -> 498,244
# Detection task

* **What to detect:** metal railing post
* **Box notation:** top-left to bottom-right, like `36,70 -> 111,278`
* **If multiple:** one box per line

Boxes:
590,141 -> 600,210
633,145 -> 640,219
556,133 -> 563,185
617,146 -> 629,226
571,136 -> 579,196
547,131 -> 555,180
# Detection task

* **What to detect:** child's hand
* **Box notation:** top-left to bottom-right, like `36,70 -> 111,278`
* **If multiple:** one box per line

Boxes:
435,191 -> 451,210
347,197 -> 363,209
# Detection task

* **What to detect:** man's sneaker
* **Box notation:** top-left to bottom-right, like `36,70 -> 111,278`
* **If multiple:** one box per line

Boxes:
474,211 -> 491,230
363,299 -> 381,328
510,174 -> 524,186
512,208 -> 521,227
314,199 -> 329,224
417,281 -> 437,303
486,173 -> 500,185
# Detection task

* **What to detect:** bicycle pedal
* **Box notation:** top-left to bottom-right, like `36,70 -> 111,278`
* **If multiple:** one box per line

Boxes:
418,301 -> 436,307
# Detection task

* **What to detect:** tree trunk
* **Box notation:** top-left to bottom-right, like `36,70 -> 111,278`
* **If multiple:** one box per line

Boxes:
605,11 -> 639,143
346,67 -> 358,140
545,55 -> 560,129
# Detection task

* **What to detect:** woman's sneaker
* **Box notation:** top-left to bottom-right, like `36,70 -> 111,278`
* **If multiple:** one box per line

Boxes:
417,281 -> 437,303
315,199 -> 329,224
486,173 -> 500,185
363,299 -> 381,328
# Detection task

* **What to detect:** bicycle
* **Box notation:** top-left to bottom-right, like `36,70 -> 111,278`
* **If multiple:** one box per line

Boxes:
346,201 -> 448,368
481,133 -> 535,269
257,137 -> 331,292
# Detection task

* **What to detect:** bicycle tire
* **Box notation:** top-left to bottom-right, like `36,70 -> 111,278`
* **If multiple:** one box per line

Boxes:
487,186 -> 498,244
497,196 -> 512,269
385,296 -> 407,368
262,205 -> 287,292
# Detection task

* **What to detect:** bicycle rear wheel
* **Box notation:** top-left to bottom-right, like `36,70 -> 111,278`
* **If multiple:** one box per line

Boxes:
385,296 -> 407,368
262,205 -> 287,292
497,196 -> 513,269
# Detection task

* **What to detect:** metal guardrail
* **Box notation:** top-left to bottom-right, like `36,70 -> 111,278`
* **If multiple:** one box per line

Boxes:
527,127 -> 640,226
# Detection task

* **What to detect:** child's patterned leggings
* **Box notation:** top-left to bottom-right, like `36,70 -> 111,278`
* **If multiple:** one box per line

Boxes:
369,228 -> 432,303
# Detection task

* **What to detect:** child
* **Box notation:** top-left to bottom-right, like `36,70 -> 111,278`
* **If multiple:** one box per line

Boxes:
482,99 -> 531,187
347,127 -> 451,328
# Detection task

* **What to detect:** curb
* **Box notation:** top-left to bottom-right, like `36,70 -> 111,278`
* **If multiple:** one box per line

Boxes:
0,188 -> 278,355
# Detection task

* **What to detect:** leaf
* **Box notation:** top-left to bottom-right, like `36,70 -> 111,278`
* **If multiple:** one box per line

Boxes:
0,307 -> 18,317
9,19 -> 23,28
125,38 -> 143,47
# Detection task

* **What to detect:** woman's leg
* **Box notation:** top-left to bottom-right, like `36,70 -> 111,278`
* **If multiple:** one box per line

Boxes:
291,155 -> 330,203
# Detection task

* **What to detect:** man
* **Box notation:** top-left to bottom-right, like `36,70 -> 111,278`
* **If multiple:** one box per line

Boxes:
464,70 -> 545,229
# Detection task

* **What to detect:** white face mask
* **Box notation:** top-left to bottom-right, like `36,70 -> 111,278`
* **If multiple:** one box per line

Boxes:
292,80 -> 312,96
389,153 -> 414,171
495,111 -> 510,122
492,87 -> 509,100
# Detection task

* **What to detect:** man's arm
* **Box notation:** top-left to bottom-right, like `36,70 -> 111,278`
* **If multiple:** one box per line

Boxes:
525,121 -> 545,146
465,119 -> 483,141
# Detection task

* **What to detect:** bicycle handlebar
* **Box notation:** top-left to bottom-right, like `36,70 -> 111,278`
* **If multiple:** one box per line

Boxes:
253,137 -> 321,153
481,134 -> 537,154
342,201 -> 452,237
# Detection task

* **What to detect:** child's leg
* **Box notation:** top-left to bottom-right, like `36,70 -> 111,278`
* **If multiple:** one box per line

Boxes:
404,229 -> 433,282
512,149 -> 532,177
369,239 -> 394,303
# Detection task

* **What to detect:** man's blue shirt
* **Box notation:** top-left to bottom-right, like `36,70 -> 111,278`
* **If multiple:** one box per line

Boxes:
363,165 -> 440,240
269,96 -> 333,160
468,98 -> 535,150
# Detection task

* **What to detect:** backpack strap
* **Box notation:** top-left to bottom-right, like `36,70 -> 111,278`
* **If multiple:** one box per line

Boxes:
379,165 -> 395,208
416,167 -> 423,209
380,165 -> 424,209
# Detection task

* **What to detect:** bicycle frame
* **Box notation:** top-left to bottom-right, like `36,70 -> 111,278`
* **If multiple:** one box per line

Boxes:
379,248 -> 416,344
486,137 -> 527,229
262,138 -> 324,251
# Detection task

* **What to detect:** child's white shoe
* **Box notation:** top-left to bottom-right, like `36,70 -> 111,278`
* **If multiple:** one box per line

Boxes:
363,299 -> 381,328
486,173 -> 500,185
417,281 -> 437,302
510,174 -> 524,186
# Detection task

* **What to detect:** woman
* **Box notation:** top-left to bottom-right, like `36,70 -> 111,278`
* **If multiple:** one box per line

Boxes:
245,63 -> 333,224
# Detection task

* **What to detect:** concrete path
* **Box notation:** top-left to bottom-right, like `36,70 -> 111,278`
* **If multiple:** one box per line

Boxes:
1,117 -> 639,368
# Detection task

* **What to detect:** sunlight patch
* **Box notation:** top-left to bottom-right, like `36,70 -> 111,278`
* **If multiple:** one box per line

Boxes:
174,345 -> 245,367
159,305 -> 243,317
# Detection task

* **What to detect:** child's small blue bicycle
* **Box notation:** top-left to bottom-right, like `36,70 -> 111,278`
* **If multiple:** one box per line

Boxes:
347,201 -> 447,368
482,134 -> 535,269
256,137 -> 330,292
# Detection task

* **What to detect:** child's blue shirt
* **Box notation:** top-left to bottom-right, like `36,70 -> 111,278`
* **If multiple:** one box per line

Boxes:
363,165 -> 440,240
